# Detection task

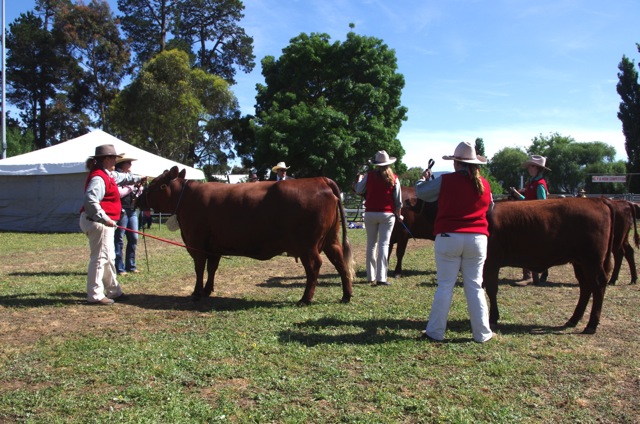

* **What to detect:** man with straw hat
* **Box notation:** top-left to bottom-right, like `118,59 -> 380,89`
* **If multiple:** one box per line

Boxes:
272,161 -> 293,181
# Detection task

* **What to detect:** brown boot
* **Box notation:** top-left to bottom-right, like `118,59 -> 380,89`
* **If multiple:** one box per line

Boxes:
515,269 -> 533,286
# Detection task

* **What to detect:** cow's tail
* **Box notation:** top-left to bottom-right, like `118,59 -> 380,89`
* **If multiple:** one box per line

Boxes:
630,201 -> 640,248
326,178 -> 355,281
603,198 -> 617,278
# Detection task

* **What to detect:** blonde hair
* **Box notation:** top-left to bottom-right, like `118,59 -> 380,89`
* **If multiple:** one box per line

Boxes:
468,164 -> 485,195
376,165 -> 395,187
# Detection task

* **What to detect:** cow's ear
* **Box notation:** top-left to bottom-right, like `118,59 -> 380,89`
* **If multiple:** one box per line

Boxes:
179,169 -> 187,179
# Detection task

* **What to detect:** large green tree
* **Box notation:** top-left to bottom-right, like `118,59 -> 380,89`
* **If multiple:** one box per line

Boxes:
108,49 -> 238,167
488,147 -> 529,191
249,30 -> 407,189
617,46 -> 640,193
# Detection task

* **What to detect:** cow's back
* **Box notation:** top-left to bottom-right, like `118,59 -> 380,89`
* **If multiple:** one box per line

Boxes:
179,177 -> 340,259
486,197 -> 614,270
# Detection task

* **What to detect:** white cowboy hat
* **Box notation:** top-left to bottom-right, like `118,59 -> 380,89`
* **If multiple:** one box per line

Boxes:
521,155 -> 551,171
115,155 -> 137,165
370,150 -> 396,166
271,161 -> 290,172
442,141 -> 487,165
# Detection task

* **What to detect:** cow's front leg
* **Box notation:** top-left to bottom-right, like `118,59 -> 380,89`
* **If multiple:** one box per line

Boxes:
203,255 -> 221,297
191,253 -> 207,298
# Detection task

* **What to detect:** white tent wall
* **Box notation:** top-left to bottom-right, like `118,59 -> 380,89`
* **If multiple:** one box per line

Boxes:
0,130 -> 206,233
0,174 -> 86,232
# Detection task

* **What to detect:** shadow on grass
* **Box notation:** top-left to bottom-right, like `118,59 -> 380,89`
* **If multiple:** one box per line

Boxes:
0,291 -> 285,312
257,274 -> 350,289
7,271 -> 86,277
0,291 -> 87,307
278,316 -> 570,346
112,293 -> 286,312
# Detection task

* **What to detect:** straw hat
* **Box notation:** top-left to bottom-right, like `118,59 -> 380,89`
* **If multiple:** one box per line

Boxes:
370,150 -> 396,166
90,144 -> 123,158
272,162 -> 290,172
442,141 -> 487,165
521,155 -> 551,171
115,155 -> 137,165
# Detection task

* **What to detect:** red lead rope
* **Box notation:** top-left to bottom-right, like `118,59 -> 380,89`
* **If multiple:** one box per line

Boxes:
116,225 -> 212,256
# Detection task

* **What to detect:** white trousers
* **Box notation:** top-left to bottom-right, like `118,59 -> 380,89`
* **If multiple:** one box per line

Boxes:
425,232 -> 493,343
79,212 -> 123,302
363,211 -> 395,282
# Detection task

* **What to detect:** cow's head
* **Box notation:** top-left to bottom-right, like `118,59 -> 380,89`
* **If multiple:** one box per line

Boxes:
137,166 -> 187,213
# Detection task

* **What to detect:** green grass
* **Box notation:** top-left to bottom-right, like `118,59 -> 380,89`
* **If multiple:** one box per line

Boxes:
0,227 -> 639,423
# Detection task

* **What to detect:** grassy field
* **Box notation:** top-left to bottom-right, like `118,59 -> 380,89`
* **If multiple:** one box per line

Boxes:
0,226 -> 639,423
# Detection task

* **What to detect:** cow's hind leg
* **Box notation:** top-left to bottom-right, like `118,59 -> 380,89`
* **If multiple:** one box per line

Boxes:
203,255 -> 221,297
608,248 -> 624,285
565,265 -> 592,327
623,243 -> 637,284
298,250 -> 323,306
393,235 -> 409,278
583,270 -> 609,334
324,241 -> 353,303
483,267 -> 500,330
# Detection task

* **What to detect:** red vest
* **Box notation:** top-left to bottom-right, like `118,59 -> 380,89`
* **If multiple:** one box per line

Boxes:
80,169 -> 122,220
434,172 -> 491,236
524,178 -> 548,200
365,170 -> 397,213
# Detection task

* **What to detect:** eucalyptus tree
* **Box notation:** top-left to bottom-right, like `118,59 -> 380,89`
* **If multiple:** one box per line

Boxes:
56,0 -> 132,130
118,0 -> 254,83
250,30 -> 407,188
173,0 -> 254,84
5,10 -> 72,148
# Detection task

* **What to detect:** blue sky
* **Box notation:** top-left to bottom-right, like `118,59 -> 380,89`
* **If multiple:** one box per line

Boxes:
6,0 -> 640,171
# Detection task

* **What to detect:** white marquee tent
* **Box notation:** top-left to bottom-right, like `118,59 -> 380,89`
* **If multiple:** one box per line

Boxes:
0,130 -> 205,233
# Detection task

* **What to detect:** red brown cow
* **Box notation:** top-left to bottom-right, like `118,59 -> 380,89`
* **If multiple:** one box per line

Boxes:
138,167 -> 355,305
609,199 -> 639,285
484,197 -> 616,334
388,187 -> 436,277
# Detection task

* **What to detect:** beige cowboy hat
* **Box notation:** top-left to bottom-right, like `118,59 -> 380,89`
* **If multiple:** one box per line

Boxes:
89,144 -> 123,159
115,154 -> 138,165
442,141 -> 487,165
272,161 -> 290,172
370,150 -> 397,166
521,155 -> 551,171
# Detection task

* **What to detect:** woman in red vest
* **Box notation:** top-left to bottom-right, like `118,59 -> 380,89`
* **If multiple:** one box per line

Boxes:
354,150 -> 402,285
415,141 -> 494,343
509,154 -> 551,286
79,144 -> 143,305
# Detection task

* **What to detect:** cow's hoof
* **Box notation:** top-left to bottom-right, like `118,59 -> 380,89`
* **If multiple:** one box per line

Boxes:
564,319 -> 578,328
489,322 -> 499,331
393,272 -> 402,279
582,327 -> 597,335
340,296 -> 351,304
630,281 -> 637,285
296,300 -> 311,307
